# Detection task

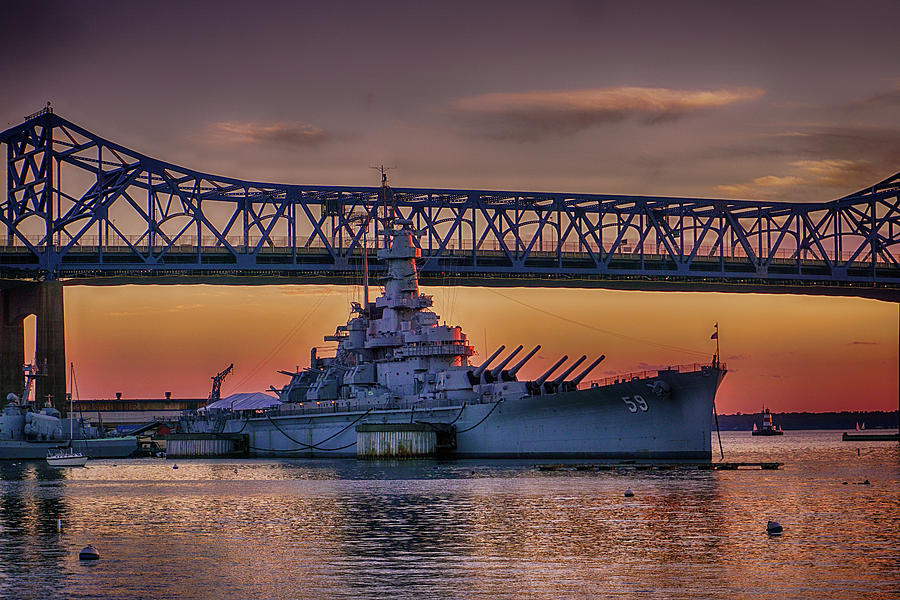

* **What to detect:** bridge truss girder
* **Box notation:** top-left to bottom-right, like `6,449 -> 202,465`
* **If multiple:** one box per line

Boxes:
2,111 -> 899,292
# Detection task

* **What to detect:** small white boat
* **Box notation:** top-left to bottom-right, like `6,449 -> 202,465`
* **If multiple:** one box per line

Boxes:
46,378 -> 89,467
46,448 -> 88,467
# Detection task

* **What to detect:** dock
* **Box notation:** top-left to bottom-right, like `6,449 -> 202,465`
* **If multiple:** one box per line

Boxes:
535,461 -> 783,472
841,432 -> 899,442
163,433 -> 249,458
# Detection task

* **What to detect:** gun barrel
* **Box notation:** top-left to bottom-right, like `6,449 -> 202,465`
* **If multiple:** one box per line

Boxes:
534,355 -> 568,386
472,345 -> 506,379
490,345 -> 523,378
508,345 -> 541,377
570,355 -> 606,386
552,355 -> 586,384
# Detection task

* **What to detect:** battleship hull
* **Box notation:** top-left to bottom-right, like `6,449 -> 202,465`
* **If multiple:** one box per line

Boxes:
227,367 -> 723,460
0,437 -> 139,460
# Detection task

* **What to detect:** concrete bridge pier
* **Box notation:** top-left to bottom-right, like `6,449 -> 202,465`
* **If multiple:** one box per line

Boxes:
0,282 -> 65,414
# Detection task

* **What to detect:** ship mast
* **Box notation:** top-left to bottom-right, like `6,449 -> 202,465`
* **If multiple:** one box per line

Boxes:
362,217 -> 370,310
372,165 -> 395,248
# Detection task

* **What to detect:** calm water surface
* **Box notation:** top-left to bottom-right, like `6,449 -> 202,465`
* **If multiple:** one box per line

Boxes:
1,431 -> 898,599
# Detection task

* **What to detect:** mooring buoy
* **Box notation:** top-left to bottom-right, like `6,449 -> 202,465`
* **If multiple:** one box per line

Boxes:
79,545 -> 100,560
624,489 -> 635,498
172,464 -> 178,470
766,520 -> 783,534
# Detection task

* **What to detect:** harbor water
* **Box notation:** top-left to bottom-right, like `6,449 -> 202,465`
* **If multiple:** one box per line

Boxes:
1,430 -> 897,599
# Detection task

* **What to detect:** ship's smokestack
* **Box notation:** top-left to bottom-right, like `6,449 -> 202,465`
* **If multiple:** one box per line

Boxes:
472,345 -> 506,380
489,345 -> 523,380
534,355 -> 568,386
507,345 -> 540,378
552,355 -> 586,385
570,355 -> 606,386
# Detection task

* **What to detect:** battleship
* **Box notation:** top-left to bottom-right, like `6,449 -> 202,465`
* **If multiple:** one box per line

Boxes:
183,179 -> 727,459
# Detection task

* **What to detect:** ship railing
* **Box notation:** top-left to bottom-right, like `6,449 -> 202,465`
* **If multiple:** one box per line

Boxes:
2,232 -> 894,267
394,341 -> 474,357
581,362 -> 724,389
269,394 -> 495,417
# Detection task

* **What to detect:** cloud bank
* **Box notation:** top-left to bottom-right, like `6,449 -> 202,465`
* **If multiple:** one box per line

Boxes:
207,121 -> 329,147
451,86 -> 765,141
715,159 -> 875,199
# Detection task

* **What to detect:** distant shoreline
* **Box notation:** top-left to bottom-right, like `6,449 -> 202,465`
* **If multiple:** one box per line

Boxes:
716,410 -> 899,431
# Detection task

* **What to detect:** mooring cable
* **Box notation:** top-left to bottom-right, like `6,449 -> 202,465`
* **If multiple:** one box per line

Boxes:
456,398 -> 503,433
447,402 -> 467,425
265,408 -> 373,450
713,399 -> 724,461
248,438 -> 357,453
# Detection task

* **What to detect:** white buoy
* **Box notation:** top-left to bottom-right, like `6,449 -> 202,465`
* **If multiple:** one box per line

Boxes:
624,489 -> 635,497
56,517 -> 61,532
78,545 -> 100,560
766,520 -> 783,534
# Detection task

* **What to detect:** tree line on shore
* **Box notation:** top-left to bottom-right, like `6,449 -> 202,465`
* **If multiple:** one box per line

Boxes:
717,410 -> 899,431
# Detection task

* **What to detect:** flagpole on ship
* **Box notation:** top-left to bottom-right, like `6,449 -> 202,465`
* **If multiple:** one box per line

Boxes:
710,321 -> 724,460
711,322 -> 720,368
715,322 -> 719,366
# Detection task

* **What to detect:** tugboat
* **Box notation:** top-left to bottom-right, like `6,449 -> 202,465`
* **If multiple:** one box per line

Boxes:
180,175 -> 728,459
752,408 -> 784,436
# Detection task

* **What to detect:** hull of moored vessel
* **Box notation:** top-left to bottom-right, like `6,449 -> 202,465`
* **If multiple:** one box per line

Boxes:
227,368 -> 722,459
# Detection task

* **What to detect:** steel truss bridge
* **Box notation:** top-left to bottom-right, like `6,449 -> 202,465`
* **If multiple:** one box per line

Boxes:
2,109 -> 900,300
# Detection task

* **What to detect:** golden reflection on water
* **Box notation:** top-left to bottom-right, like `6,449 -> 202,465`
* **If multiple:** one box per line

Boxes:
0,432 -> 898,599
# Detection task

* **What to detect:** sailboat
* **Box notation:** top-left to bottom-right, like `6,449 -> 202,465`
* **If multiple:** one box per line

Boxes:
46,365 -> 88,467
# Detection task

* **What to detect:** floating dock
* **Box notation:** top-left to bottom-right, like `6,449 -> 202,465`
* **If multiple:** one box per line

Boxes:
164,433 -> 248,458
356,423 -> 456,458
841,432 -> 899,442
535,461 -> 783,471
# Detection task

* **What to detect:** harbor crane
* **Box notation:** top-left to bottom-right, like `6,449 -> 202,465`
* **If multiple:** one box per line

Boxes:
207,364 -> 234,407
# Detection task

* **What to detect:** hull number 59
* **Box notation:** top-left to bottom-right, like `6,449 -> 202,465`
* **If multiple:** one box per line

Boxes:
622,395 -> 648,413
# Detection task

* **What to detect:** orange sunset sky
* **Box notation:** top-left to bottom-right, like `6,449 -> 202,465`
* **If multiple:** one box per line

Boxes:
4,1 -> 900,412
55,284 -> 897,413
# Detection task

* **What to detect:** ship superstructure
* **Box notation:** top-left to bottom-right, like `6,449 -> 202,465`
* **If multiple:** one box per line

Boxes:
276,217 -> 603,413
185,178 -> 727,459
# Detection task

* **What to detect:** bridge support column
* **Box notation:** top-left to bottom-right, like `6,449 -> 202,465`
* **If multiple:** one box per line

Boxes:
0,282 -> 66,414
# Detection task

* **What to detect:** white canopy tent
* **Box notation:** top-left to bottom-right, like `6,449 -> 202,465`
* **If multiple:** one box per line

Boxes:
201,392 -> 281,412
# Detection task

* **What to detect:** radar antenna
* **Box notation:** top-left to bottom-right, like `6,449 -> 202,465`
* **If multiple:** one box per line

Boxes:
370,164 -> 396,247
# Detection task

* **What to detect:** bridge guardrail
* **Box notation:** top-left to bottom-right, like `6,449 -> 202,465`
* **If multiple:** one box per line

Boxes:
0,234 -> 894,265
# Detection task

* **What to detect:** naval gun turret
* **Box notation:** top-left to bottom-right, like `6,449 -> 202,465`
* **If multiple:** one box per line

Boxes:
488,345 -> 523,382
468,345 -> 506,385
527,355 -> 568,394
504,345 -> 540,381
566,355 -> 606,390
524,353 -> 606,394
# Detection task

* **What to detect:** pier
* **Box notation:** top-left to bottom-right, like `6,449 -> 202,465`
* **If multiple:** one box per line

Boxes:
841,432 -> 900,442
164,433 -> 249,458
535,462 -> 783,471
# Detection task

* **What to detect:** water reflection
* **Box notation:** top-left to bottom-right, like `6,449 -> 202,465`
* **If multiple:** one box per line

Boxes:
0,432 -> 897,599
0,462 -> 70,598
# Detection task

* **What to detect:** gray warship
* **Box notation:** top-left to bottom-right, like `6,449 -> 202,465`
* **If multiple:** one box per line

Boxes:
185,184 -> 727,459
0,368 -> 138,459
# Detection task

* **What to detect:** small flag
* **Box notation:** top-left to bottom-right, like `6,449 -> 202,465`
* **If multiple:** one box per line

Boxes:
710,331 -> 718,340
